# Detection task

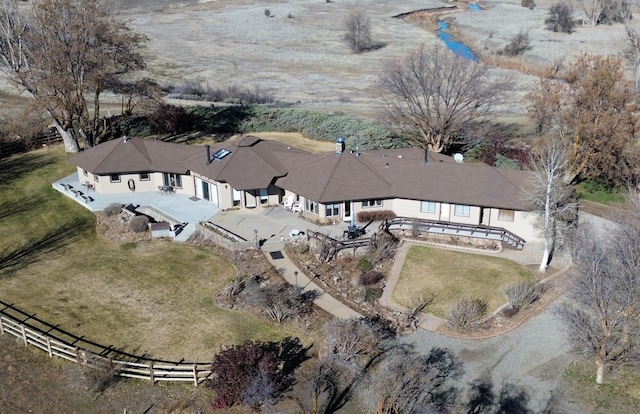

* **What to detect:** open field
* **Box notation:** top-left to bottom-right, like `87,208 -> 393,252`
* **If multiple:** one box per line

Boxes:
393,245 -> 535,317
0,146 -> 316,362
97,0 -> 640,124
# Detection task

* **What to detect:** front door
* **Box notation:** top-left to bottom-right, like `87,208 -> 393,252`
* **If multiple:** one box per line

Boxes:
440,203 -> 450,221
343,201 -> 352,222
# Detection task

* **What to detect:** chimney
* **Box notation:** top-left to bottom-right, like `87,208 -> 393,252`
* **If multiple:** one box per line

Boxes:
423,148 -> 429,165
335,137 -> 345,155
206,145 -> 211,165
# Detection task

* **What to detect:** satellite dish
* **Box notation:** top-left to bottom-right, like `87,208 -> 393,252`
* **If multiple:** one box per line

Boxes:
453,153 -> 464,163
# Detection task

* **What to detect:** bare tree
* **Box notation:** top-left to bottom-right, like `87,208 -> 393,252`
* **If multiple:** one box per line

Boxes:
526,138 -> 578,272
377,44 -> 509,152
367,347 -> 463,413
573,0 -> 630,25
344,8 -> 371,53
0,0 -> 146,152
556,223 -> 640,384
545,3 -> 576,33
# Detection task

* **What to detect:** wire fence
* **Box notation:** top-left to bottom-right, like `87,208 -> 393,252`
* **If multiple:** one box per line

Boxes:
0,300 -> 212,386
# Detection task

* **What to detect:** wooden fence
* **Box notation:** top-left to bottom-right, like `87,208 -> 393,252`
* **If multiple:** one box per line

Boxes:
0,128 -> 63,158
0,300 -> 212,386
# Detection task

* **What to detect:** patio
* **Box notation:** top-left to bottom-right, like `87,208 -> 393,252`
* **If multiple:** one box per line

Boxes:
53,173 -> 220,242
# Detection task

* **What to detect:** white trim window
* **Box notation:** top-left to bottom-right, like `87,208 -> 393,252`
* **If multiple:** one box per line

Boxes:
454,204 -> 470,217
93,174 -> 99,182
362,199 -> 382,208
163,173 -> 182,188
110,173 -> 121,183
139,172 -> 150,181
498,209 -> 515,222
305,199 -> 318,215
325,203 -> 340,217
420,201 -> 436,213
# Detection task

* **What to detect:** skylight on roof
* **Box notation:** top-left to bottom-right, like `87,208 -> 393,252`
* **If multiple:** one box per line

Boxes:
213,148 -> 231,160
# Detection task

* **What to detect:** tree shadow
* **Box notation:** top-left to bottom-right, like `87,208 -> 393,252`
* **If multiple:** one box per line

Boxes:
0,217 -> 91,278
0,152 -> 56,189
465,377 -> 534,414
0,194 -> 46,220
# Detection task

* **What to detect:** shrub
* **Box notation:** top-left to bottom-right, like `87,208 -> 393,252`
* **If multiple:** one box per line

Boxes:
501,30 -> 531,56
446,298 -> 488,333
356,210 -> 396,223
521,0 -> 535,9
364,287 -> 383,302
103,203 -> 124,217
359,270 -> 383,285
505,281 -> 545,312
264,8 -> 271,17
149,104 -> 192,134
545,3 -> 575,33
209,337 -> 309,410
129,215 -> 149,233
357,257 -> 373,271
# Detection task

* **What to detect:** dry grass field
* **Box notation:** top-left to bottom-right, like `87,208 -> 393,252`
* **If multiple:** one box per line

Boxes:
99,0 -> 640,122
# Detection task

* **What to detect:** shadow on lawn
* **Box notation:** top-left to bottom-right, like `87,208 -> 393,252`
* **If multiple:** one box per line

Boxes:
0,217 -> 92,278
0,152 -> 56,189
0,194 -> 46,220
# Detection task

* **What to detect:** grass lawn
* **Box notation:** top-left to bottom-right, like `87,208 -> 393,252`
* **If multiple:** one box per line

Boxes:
392,245 -> 535,318
0,145 -> 314,361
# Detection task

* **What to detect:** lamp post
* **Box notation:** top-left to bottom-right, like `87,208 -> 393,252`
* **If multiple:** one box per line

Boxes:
254,229 -> 259,250
294,270 -> 298,286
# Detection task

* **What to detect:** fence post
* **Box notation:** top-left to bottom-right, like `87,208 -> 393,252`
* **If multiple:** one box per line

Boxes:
21,324 -> 28,346
149,362 -> 154,384
193,364 -> 198,386
46,337 -> 52,358
0,316 -> 4,335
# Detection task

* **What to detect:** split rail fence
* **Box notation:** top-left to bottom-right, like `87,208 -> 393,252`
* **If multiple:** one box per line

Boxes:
0,300 -> 212,386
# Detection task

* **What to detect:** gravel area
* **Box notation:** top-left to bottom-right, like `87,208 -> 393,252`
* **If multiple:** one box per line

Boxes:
407,303 -> 576,412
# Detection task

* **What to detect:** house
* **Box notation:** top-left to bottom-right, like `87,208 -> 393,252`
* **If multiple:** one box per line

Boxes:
68,135 -> 539,242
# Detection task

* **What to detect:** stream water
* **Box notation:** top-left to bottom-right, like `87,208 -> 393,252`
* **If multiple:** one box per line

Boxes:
436,6 -> 479,62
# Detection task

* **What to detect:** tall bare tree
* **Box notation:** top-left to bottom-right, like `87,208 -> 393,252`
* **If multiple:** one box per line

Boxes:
344,8 -> 371,53
527,138 -> 578,272
0,0 -> 146,152
556,220 -> 640,384
377,44 -> 509,153
527,54 -> 639,186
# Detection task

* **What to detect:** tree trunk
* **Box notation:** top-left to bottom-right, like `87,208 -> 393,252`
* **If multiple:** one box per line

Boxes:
596,358 -> 605,384
539,247 -> 550,272
52,121 -> 80,153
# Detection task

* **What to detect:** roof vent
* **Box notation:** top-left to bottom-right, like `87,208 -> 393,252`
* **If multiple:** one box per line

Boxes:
123,135 -> 129,143
398,155 -> 403,159
385,163 -> 389,168
453,153 -> 464,163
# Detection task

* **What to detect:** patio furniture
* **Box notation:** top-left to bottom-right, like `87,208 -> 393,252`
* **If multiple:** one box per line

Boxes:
61,183 -> 73,191
290,203 -> 302,213
283,196 -> 295,209
158,185 -> 175,195
81,181 -> 95,191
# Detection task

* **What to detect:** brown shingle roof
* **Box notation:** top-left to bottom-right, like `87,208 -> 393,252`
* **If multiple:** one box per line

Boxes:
277,147 -> 530,211
182,136 -> 309,190
69,137 -> 200,174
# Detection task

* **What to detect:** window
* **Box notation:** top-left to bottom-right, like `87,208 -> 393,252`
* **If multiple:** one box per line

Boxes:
305,199 -> 318,215
93,174 -> 99,182
454,204 -> 470,217
163,173 -> 182,188
498,209 -> 515,222
325,203 -> 340,217
361,199 -> 382,208
139,172 -> 150,181
83,169 -> 88,177
420,201 -> 436,214
110,173 -> 121,183
259,189 -> 268,205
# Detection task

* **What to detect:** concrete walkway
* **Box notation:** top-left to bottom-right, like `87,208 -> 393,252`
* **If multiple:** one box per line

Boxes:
210,206 -> 363,319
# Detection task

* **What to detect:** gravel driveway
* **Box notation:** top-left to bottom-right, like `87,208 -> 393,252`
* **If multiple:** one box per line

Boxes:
407,303 -> 576,412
